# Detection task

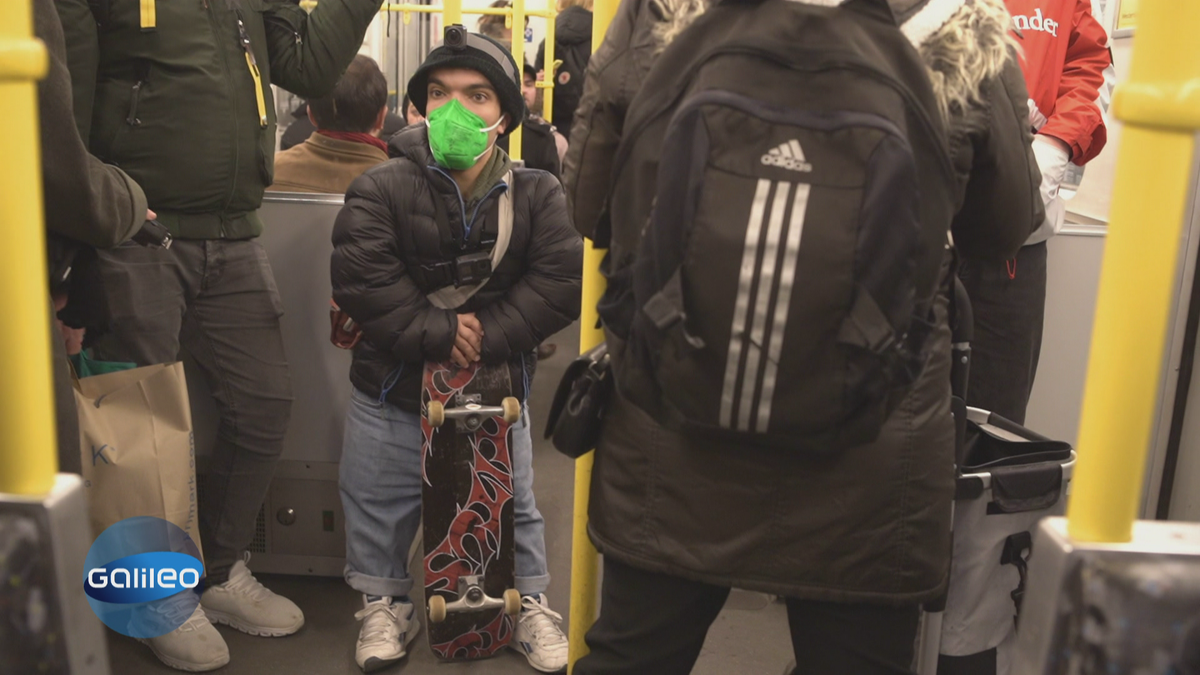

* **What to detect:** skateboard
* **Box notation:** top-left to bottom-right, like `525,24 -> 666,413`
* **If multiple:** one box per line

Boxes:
420,360 -> 523,661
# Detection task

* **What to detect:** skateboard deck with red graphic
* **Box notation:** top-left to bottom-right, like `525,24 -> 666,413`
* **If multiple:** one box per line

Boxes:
420,360 -> 522,661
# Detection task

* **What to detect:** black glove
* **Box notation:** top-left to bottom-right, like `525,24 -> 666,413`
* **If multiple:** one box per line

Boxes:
131,220 -> 172,249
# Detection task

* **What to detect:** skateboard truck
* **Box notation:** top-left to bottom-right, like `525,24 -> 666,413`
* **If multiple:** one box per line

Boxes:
427,575 -> 522,623
426,395 -> 521,432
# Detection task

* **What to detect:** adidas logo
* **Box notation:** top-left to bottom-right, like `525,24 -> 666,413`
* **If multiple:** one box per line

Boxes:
761,139 -> 813,173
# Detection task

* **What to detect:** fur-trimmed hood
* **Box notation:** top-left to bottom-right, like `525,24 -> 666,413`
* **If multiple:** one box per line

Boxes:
653,0 -> 1016,122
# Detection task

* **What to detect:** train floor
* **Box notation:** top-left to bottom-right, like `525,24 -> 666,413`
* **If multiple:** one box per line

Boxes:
105,322 -> 797,674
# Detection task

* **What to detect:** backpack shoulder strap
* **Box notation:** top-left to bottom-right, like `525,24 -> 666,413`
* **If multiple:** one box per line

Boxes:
717,0 -> 897,26
842,0 -> 898,25
87,0 -> 111,25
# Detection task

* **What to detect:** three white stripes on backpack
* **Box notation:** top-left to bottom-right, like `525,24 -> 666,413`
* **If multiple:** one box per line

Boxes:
719,179 -> 811,433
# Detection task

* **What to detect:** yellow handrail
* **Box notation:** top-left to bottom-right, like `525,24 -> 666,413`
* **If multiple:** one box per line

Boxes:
567,3 -> 616,671
540,1 -> 556,122
0,0 -> 55,496
508,0 -> 524,162
1067,0 -> 1200,543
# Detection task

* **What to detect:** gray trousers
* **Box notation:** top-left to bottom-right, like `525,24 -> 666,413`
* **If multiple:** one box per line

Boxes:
93,239 -> 293,584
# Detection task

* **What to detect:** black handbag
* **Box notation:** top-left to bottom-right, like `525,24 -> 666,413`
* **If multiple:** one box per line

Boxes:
544,342 -> 612,459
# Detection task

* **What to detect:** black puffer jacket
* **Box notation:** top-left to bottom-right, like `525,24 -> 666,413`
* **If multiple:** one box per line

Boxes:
330,125 -> 583,412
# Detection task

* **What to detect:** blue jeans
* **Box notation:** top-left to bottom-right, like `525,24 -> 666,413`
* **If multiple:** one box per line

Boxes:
339,387 -> 550,598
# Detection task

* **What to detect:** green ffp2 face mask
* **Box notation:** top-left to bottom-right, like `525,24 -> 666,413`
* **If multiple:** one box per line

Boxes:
426,99 -> 503,170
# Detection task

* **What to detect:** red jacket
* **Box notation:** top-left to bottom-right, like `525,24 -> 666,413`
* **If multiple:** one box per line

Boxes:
1006,0 -> 1112,164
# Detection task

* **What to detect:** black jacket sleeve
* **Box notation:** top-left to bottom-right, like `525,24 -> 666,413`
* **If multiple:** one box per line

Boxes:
477,175 -> 583,359
263,0 -> 385,99
38,0 -> 146,249
53,0 -> 99,145
950,56 -> 1044,262
562,0 -> 658,240
331,172 -> 459,362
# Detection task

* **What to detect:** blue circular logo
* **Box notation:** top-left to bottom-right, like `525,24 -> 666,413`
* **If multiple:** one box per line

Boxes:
83,517 -> 204,638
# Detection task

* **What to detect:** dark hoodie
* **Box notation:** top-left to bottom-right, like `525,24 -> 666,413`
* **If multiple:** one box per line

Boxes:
536,5 -> 594,136
330,124 -> 582,412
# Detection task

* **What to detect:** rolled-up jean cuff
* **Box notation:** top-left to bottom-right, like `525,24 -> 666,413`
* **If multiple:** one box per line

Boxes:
345,566 -> 414,599
516,573 -> 551,596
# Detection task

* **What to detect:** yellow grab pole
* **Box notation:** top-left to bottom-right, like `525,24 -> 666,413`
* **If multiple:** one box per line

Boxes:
541,1 -> 556,122
568,1 -> 618,670
1067,0 -> 1200,543
0,0 -> 54,495
443,0 -> 462,28
508,0 -> 524,162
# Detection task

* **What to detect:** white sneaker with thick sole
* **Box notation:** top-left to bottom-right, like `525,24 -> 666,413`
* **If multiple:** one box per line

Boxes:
200,554 -> 304,636
354,596 -> 420,673
138,605 -> 230,672
510,594 -> 569,673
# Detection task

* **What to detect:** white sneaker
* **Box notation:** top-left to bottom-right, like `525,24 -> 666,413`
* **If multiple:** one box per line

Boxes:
354,596 -> 420,673
200,554 -> 304,636
510,594 -> 569,673
138,605 -> 230,672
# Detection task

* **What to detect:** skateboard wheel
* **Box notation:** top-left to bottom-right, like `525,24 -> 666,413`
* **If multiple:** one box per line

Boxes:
502,397 -> 521,424
427,400 -> 445,428
429,595 -> 447,623
504,588 -> 522,616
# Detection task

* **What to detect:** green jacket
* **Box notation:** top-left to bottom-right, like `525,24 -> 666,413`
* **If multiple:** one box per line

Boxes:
57,0 -> 383,240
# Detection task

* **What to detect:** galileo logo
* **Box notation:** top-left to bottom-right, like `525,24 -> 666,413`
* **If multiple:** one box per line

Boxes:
84,517 -> 204,638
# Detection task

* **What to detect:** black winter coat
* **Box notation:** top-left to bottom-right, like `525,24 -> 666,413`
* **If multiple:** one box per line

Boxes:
498,116 -> 563,179
536,5 -> 593,137
330,125 -> 583,412
565,0 -> 1041,603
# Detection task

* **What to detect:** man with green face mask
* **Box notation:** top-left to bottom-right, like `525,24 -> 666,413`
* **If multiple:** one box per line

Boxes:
329,29 -> 582,674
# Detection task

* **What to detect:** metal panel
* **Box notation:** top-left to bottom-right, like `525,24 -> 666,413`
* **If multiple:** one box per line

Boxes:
1024,228 -> 1107,447
265,461 -> 344,559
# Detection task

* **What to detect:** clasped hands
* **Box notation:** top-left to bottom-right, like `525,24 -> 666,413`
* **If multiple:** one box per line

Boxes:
453,313 -> 484,368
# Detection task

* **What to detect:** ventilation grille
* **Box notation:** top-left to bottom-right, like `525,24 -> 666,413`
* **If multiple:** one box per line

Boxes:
249,504 -> 268,554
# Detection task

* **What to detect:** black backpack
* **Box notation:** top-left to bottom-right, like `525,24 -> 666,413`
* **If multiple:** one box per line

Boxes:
599,0 -> 958,455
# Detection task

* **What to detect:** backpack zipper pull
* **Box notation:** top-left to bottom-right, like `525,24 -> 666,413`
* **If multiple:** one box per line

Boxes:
237,15 -> 269,128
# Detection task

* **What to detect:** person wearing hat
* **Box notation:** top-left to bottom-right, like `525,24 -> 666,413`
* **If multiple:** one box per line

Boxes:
331,29 -> 581,674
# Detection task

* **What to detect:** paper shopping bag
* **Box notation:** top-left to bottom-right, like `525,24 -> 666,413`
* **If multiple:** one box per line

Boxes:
74,362 -> 203,562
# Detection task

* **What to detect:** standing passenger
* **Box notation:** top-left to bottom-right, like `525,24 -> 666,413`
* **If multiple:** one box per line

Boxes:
33,0 -> 151,476
962,0 -> 1113,424
54,0 -> 385,669
535,0 -> 594,137
332,32 -> 580,673
565,0 -> 1043,672
271,56 -> 391,195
